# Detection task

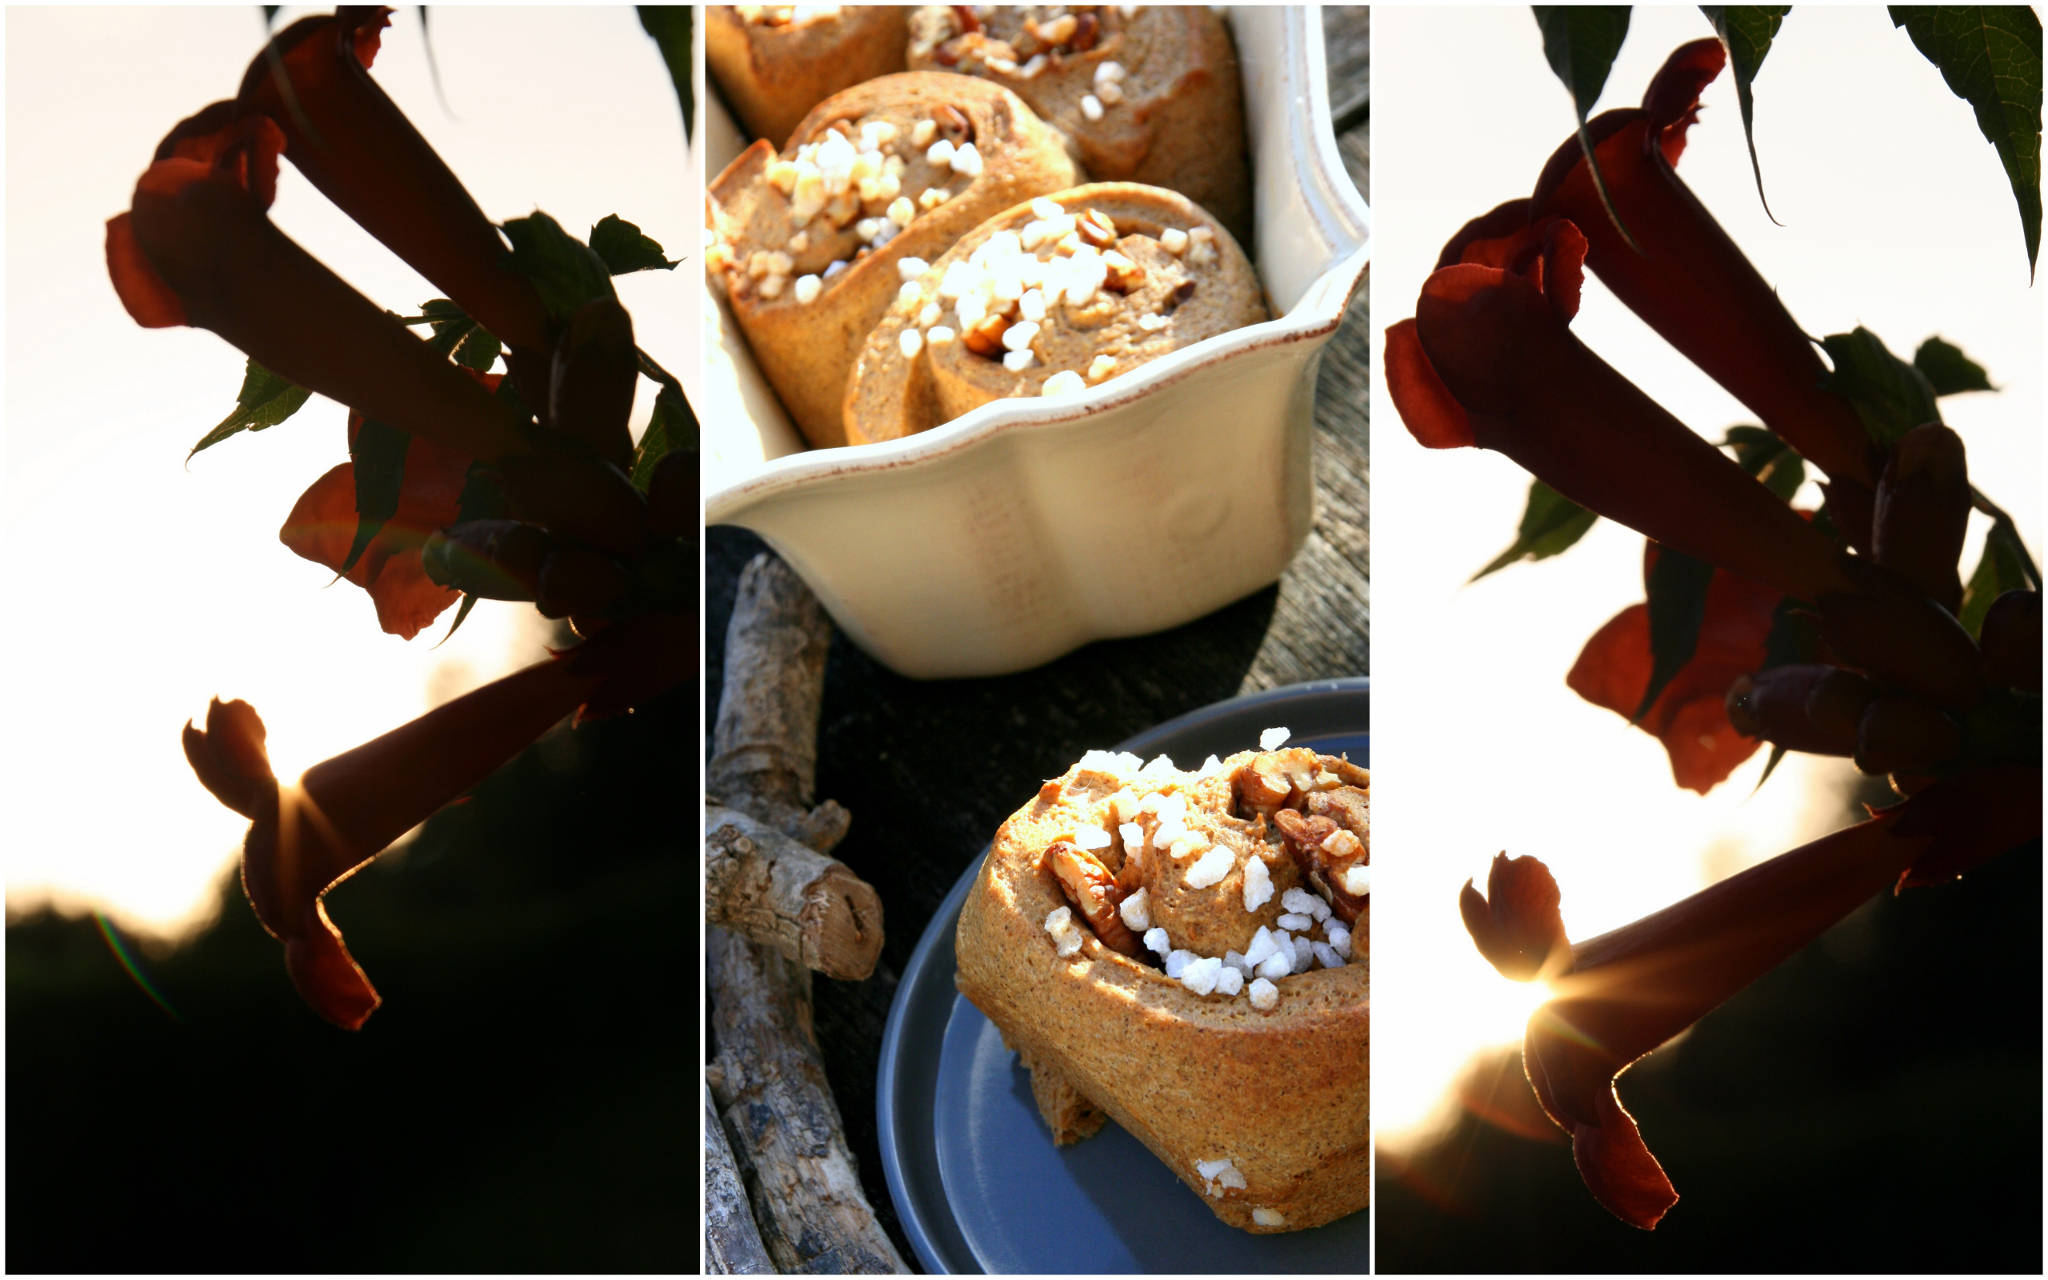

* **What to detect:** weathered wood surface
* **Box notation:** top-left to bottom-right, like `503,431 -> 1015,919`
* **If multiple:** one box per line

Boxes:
703,12 -> 1369,1265
705,1082 -> 775,1275
705,802 -> 883,980
705,555 -> 906,1274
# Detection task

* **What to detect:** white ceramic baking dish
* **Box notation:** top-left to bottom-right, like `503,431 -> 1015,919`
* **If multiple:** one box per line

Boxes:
703,6 -> 1371,679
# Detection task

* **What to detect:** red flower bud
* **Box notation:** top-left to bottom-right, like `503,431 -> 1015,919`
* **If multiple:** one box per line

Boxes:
1854,696 -> 1963,775
1724,664 -> 1872,757
1979,590 -> 2042,693
1820,556 -> 1985,709
1872,424 -> 1971,615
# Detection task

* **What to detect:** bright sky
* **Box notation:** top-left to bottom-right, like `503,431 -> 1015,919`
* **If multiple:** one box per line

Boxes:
2,7 -> 687,941
1369,7 -> 2043,1148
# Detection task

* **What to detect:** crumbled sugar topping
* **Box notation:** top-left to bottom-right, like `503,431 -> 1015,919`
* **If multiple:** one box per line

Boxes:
1215,965 -> 1244,996
1080,93 -> 1104,122
1002,348 -> 1036,372
1327,923 -> 1352,958
1275,912 -> 1312,932
1184,844 -> 1236,889
1247,977 -> 1279,1011
724,106 -> 987,303
1044,906 -> 1084,956
1118,821 -> 1145,860
1313,941 -> 1344,969
1342,865 -> 1371,896
1281,887 -> 1328,920
1041,369 -> 1086,397
1074,825 -> 1113,852
1242,856 -> 1274,912
1195,1157 -> 1248,1195
899,328 -> 924,359
1259,726 -> 1291,751
1086,353 -> 1118,382
1095,60 -> 1126,87
793,273 -> 822,304
927,324 -> 957,345
736,5 -> 841,26
1143,926 -> 1171,957
898,256 -> 930,281
1179,955 -> 1223,995
1243,926 -> 1280,969
1165,949 -> 1195,979
1252,1207 -> 1287,1227
1119,886 -> 1151,932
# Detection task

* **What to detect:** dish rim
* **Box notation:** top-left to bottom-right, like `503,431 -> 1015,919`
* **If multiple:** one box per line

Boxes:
704,5 -> 1371,523
875,677 -> 1371,1274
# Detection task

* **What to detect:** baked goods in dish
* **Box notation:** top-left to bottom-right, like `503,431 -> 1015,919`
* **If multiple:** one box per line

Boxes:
842,182 -> 1265,444
708,71 -> 1080,448
706,5 -> 912,148
908,5 -> 1253,244
954,736 -> 1369,1232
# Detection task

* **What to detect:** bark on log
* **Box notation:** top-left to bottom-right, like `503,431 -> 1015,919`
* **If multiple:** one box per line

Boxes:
709,927 -> 909,1274
706,1081 -> 776,1274
706,552 -> 905,1274
709,552 -> 847,849
707,802 -> 883,979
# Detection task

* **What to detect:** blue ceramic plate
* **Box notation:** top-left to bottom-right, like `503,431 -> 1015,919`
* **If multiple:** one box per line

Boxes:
877,679 -> 1370,1274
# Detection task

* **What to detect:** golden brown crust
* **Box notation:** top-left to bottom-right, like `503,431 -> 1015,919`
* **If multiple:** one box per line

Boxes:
843,182 -> 1264,445
706,6 -> 913,148
907,5 -> 1253,244
954,752 -> 1369,1233
708,72 -> 1080,448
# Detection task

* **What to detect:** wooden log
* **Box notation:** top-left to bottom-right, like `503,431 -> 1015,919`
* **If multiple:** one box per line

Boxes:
706,802 -> 883,980
709,927 -> 909,1274
709,551 -> 847,849
707,551 -> 905,1274
705,1080 -> 775,1275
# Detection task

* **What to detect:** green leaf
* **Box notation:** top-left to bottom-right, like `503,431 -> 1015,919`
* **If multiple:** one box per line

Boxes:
1470,480 -> 1599,582
638,5 -> 693,143
418,298 -> 502,372
1890,5 -> 2044,277
1533,6 -> 1640,249
1913,335 -> 1997,394
1700,6 -> 1792,220
1750,743 -> 1790,793
433,593 -> 481,649
1634,546 -> 1715,723
341,417 -> 410,577
503,213 -> 618,323
631,383 -> 700,491
1820,327 -> 1942,446
1960,517 -> 2036,637
590,215 -> 679,275
190,359 -> 313,458
1722,424 -> 1807,501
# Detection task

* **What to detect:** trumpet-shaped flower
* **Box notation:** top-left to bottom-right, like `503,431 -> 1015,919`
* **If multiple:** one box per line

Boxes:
1385,218 -> 1848,602
1529,39 -> 1877,493
1568,542 -> 1785,794
182,615 -> 686,1028
106,106 -> 530,463
1462,773 -> 2037,1228
238,8 -> 551,356
277,376 -> 497,640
